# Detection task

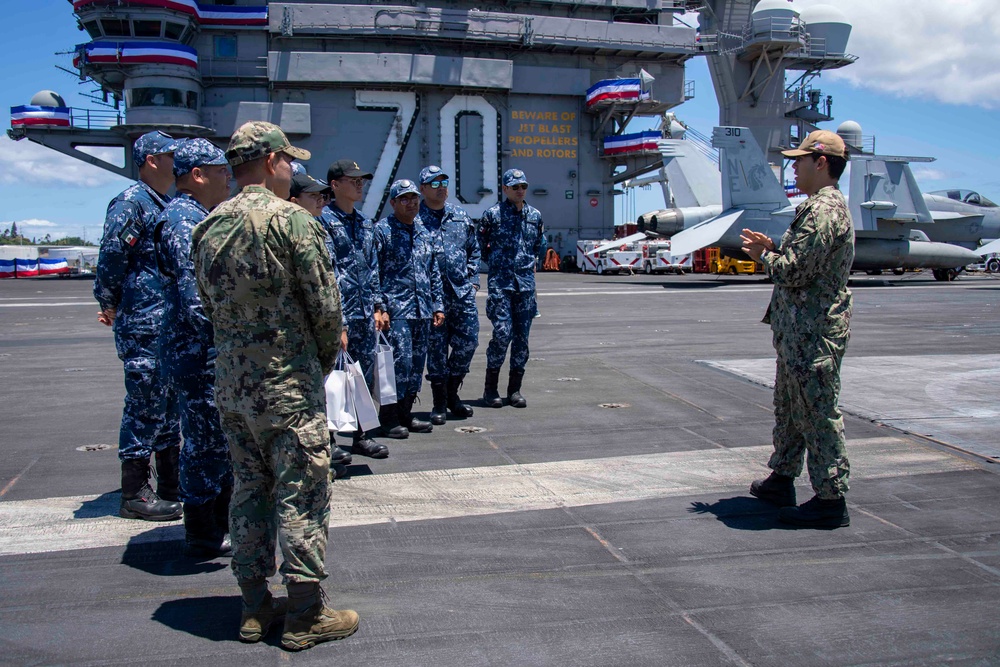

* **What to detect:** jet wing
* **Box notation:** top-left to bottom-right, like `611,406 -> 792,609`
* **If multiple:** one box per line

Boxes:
930,210 -> 983,222
668,209 -> 746,256
976,238 -> 1000,255
585,232 -> 647,255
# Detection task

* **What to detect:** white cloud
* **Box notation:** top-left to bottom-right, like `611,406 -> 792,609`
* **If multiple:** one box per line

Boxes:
8,218 -> 59,228
792,0 -> 1000,108
0,135 -> 129,188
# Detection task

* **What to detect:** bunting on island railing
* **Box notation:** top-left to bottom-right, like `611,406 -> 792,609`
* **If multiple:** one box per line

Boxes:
586,79 -> 649,108
602,131 -> 661,156
72,0 -> 268,27
10,105 -> 71,128
74,41 -> 199,68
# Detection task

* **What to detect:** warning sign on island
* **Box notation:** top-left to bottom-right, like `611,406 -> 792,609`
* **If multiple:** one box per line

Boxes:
589,197 -> 599,207
508,110 -> 578,160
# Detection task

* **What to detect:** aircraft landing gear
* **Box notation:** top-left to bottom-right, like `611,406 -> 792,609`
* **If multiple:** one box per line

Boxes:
932,268 -> 961,281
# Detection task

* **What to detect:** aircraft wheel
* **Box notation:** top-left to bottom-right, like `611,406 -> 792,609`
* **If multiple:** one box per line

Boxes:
986,258 -> 1000,273
892,268 -> 905,276
932,269 -> 946,281
866,269 -> 883,276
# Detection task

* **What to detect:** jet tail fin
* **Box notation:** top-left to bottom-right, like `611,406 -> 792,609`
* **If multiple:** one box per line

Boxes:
713,127 -> 789,211
849,156 -> 934,230
658,139 -> 722,208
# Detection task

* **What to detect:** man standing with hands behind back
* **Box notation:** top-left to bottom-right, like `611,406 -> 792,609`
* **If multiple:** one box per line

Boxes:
740,129 -> 854,529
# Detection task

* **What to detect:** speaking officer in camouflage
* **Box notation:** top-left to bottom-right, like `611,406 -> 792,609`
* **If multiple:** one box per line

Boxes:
418,165 -> 480,424
191,121 -> 359,650
319,159 -> 396,448
374,179 -> 445,434
154,138 -> 234,558
741,129 -> 854,530
478,168 -> 543,409
94,130 -> 183,522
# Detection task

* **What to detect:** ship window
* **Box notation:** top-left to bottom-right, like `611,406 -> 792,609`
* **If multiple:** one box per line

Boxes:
164,21 -> 186,40
134,20 -> 163,37
128,87 -> 192,109
214,35 -> 238,59
186,91 -> 199,110
101,18 -> 131,36
83,20 -> 101,38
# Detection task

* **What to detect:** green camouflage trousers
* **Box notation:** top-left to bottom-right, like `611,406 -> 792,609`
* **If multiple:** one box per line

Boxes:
220,406 -> 331,584
769,332 -> 850,499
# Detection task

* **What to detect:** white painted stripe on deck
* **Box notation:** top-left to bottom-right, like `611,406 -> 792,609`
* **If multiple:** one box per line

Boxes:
0,437 -> 978,557
0,302 -> 95,308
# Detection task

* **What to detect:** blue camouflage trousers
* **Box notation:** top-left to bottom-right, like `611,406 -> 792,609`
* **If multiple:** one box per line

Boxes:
116,332 -> 180,461
389,317 -> 431,397
221,406 -> 331,584
426,297 -> 479,382
347,316 -> 378,391
172,368 -> 233,506
769,332 -> 851,499
485,288 -> 536,371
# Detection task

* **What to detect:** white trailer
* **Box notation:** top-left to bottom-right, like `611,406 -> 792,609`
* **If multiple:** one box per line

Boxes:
605,249 -> 641,274
576,240 -> 613,274
638,241 -> 692,274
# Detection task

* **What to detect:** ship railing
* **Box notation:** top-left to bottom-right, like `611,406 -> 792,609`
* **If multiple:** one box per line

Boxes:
69,107 -> 124,130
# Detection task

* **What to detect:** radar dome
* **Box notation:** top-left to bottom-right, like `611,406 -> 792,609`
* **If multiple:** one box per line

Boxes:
799,4 -> 852,56
752,0 -> 800,39
837,120 -> 863,150
30,90 -> 67,108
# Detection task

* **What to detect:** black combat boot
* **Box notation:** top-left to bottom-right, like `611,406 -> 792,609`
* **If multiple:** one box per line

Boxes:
506,368 -> 527,408
429,382 -> 448,425
447,375 -> 474,418
154,446 -> 181,502
483,368 -> 503,408
351,430 -> 389,459
119,458 -> 182,521
749,471 -> 796,507
402,394 -> 433,433
779,495 -> 850,529
378,404 -> 409,439
183,500 -> 233,558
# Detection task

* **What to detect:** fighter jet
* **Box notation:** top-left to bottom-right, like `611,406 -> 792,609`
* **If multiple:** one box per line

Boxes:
661,127 -> 982,279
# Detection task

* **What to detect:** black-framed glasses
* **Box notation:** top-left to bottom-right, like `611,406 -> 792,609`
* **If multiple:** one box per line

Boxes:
509,183 -> 528,191
428,179 -> 450,189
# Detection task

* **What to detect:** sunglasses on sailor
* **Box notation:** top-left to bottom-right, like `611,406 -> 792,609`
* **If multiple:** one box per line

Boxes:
338,177 -> 366,187
427,179 -> 449,189
509,183 -> 528,191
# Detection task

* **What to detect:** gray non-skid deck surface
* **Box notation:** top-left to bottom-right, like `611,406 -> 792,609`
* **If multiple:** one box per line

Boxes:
1,273 -> 998,666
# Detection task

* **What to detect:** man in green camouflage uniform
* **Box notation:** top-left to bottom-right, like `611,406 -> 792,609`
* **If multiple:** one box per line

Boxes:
741,129 -> 854,529
191,121 -> 360,650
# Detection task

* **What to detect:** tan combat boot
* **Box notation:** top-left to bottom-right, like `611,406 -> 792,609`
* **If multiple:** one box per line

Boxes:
238,579 -> 287,643
281,582 -> 360,651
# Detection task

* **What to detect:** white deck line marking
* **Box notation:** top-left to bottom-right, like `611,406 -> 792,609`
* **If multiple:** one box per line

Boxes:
0,302 -> 96,308
0,437 -> 978,557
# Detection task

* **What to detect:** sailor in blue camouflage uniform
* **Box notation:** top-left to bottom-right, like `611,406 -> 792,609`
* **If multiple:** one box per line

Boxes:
287,168 -> 356,477
319,159 -> 397,447
94,130 -> 183,522
741,130 -> 855,530
478,168 -> 543,409
418,165 -> 480,424
154,138 -> 235,557
374,179 -> 445,434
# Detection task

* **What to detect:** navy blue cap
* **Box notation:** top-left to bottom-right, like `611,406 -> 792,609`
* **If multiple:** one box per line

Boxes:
290,171 -> 330,198
133,131 -> 179,167
419,165 -> 449,184
389,179 -> 420,199
503,168 -> 528,187
172,138 -> 228,177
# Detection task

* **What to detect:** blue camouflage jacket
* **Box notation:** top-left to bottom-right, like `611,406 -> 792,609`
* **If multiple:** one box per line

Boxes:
93,181 -> 171,337
478,199 -> 543,292
154,193 -> 214,378
318,204 -> 381,321
418,201 -> 480,306
373,214 -> 444,320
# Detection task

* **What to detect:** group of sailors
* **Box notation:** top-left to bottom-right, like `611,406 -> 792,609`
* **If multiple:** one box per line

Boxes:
93,127 -> 545,554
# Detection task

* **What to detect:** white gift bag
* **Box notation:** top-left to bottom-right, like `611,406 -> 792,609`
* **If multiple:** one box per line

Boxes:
343,350 -> 380,432
373,331 -> 397,406
325,352 -> 357,433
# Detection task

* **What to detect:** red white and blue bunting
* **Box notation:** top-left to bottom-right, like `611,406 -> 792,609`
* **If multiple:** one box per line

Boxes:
72,0 -> 268,27
586,79 -> 649,108
74,41 -> 198,68
10,105 -> 71,128
602,131 -> 660,156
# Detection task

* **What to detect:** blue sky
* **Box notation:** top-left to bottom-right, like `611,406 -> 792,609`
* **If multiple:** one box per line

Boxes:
3,0 -> 1000,241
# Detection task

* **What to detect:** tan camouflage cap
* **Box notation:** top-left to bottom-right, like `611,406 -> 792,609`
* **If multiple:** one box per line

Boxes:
781,130 -> 846,159
226,120 -> 311,166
